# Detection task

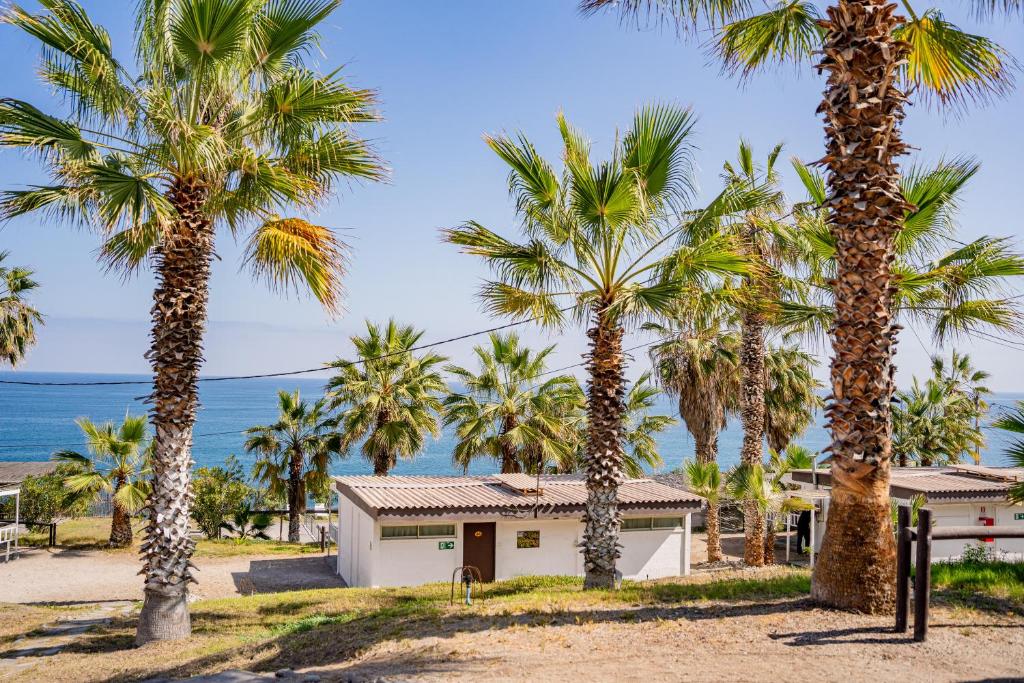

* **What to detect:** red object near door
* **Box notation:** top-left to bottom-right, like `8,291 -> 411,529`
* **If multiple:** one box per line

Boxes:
979,516 -> 994,543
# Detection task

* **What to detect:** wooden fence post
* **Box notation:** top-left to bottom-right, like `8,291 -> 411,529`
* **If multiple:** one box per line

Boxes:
913,507 -> 933,643
895,504 -> 911,633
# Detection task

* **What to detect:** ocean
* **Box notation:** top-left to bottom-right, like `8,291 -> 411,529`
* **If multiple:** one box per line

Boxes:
1,371 -> 1021,476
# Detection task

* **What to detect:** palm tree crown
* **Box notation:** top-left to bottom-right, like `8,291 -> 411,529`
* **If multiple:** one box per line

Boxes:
582,0 -> 1019,110
784,157 -> 1024,342
326,320 -> 448,476
445,103 -> 761,589
443,333 -> 583,474
54,414 -> 152,547
246,389 -> 342,542
0,252 -> 42,368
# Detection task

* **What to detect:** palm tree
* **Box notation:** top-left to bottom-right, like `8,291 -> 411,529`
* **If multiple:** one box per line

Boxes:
718,141 -> 790,567
326,320 -> 447,476
933,351 -> 990,463
0,252 -> 42,368
552,372 -> 676,478
892,352 -> 987,466
621,372 -> 677,477
764,345 -> 823,453
53,414 -> 151,548
445,104 -> 758,588
992,405 -> 1024,504
647,314 -> 740,562
683,459 -> 724,563
1,0 -> 382,641
443,333 -> 582,474
783,156 -> 1023,607
246,390 -> 343,543
582,0 -> 1020,614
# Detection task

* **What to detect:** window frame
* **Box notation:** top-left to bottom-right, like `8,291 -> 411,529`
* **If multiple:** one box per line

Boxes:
380,523 -> 457,540
621,516 -> 685,531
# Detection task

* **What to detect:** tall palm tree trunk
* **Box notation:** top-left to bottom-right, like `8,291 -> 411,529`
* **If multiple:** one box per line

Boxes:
581,306 -> 625,589
739,308 -> 767,566
109,476 -> 133,548
694,436 -> 723,563
500,414 -> 522,474
136,177 -> 214,645
288,448 -> 304,542
371,409 -> 391,476
811,0 -> 909,613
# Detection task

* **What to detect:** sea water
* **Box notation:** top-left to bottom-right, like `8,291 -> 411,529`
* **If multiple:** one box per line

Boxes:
1,371 -> 1020,476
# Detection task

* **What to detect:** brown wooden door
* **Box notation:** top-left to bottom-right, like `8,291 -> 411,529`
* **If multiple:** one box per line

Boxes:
462,522 -> 495,582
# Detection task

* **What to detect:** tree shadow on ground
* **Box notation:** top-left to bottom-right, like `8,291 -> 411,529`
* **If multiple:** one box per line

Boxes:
84,597 -> 867,681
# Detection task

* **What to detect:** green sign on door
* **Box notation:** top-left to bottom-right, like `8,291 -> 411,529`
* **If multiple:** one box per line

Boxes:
438,541 -> 455,550
1015,512 -> 1024,521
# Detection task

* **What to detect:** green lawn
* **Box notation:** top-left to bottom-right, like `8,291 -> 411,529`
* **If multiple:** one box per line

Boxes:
931,559 -> 1024,605
19,515 -> 321,557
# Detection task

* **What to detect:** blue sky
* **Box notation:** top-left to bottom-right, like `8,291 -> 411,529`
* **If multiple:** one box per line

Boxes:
1,1 -> 1023,387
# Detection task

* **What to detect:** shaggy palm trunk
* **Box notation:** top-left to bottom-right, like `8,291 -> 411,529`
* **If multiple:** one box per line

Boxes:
581,306 -> 625,589
764,518 -> 776,565
694,435 -> 723,563
371,409 -> 392,476
136,177 -> 213,645
109,476 -> 133,548
739,306 -> 767,566
287,447 -> 304,543
500,414 -> 522,474
811,0 -> 909,613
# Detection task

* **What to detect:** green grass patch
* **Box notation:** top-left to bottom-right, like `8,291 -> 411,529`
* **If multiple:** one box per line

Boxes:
930,560 -> 1024,604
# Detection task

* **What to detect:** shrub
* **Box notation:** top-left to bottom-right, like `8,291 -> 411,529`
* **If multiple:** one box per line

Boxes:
192,456 -> 251,539
0,464 -> 88,524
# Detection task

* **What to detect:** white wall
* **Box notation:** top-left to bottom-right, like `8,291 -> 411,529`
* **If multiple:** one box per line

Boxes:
992,503 -> 1024,559
495,519 -> 581,580
337,510 -> 694,587
372,524 -> 463,588
618,516 -> 690,581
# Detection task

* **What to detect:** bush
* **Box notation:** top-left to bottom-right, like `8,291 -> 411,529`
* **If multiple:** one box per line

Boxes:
192,456 -> 251,539
0,464 -> 88,524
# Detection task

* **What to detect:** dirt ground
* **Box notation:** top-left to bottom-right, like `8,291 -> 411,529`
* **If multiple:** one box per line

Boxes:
0,546 -> 342,604
316,600 -> 1024,683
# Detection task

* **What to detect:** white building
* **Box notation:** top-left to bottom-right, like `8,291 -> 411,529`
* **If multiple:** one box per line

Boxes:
332,473 -> 703,588
787,465 -> 1024,561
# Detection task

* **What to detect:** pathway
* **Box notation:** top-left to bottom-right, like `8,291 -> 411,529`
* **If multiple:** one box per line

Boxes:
0,601 -> 132,677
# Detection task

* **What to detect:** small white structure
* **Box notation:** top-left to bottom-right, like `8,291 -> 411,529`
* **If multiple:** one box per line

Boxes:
1,486 -> 20,562
787,465 -> 1024,561
332,473 -> 703,588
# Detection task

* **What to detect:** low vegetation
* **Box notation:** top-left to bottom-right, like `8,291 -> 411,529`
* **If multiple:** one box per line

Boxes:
931,559 -> 1024,607
5,564 -> 1022,682
18,516 -> 320,557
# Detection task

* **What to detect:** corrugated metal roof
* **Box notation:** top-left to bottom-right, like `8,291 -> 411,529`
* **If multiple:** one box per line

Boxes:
335,474 -> 702,517
790,467 -> 1024,501
0,461 -> 58,486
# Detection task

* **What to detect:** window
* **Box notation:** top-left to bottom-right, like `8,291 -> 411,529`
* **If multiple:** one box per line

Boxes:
516,530 -> 540,548
622,516 -> 684,531
381,523 -> 456,540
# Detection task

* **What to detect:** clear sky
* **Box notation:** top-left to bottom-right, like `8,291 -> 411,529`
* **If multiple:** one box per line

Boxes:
1,1 -> 1023,388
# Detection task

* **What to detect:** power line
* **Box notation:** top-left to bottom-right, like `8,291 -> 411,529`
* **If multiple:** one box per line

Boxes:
0,428 -> 247,451
0,310 -> 571,387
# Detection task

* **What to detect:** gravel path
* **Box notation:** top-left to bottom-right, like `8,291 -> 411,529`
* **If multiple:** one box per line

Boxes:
322,599 -> 1024,682
0,547 -> 343,604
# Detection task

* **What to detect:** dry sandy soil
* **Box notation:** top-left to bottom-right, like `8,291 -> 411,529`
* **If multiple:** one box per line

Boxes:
310,600 -> 1024,683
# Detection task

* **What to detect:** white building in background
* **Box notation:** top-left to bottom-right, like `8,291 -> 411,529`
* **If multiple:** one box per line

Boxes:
787,465 -> 1024,561
332,473 -> 704,588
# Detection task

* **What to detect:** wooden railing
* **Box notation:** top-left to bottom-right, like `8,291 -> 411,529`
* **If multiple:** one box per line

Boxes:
895,505 -> 1024,642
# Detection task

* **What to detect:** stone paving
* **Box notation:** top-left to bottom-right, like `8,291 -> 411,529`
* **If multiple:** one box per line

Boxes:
0,600 -> 133,677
